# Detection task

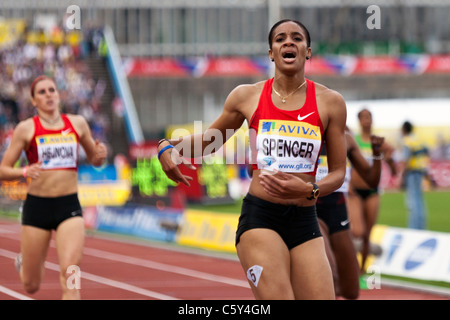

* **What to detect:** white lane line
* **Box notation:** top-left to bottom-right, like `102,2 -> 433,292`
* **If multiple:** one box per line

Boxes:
0,230 -> 249,288
0,248 -> 178,300
0,225 -> 249,288
83,247 -> 250,288
0,285 -> 33,300
0,227 -> 14,234
0,249 -> 34,300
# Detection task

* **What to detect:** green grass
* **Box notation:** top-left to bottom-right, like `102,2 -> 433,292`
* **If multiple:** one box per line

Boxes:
378,190 -> 450,233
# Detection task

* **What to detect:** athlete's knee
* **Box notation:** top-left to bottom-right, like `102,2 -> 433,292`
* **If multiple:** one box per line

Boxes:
351,225 -> 365,239
60,264 -> 81,290
340,286 -> 359,300
22,279 -> 40,294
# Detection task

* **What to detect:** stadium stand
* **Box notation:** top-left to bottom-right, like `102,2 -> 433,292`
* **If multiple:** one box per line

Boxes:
0,20 -> 115,162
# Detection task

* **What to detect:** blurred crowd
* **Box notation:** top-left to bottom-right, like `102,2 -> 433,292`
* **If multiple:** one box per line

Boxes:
0,27 -> 110,163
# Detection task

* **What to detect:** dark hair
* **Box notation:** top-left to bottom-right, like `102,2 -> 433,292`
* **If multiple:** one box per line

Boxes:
268,19 -> 311,50
357,108 -> 372,119
402,121 -> 413,134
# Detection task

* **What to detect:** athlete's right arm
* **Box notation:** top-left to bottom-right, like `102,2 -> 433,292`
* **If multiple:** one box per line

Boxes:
0,120 -> 41,180
157,84 -> 252,186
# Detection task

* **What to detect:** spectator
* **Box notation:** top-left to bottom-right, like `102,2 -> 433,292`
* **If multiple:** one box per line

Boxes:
400,121 -> 430,229
0,22 -> 110,164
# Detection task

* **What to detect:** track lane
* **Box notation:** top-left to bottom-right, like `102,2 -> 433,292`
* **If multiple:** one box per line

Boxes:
0,218 -> 448,300
0,219 -> 253,300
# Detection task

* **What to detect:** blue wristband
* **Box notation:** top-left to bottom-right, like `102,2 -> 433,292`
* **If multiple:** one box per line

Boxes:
158,145 -> 174,160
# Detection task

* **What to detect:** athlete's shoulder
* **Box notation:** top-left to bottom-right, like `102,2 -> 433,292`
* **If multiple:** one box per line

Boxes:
313,81 -> 346,107
224,80 -> 266,116
65,113 -> 87,125
9,118 -> 35,146
65,113 -> 89,138
14,117 -> 35,134
230,80 -> 266,100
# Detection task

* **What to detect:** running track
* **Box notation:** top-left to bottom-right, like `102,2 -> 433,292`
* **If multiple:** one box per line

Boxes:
0,218 -> 448,300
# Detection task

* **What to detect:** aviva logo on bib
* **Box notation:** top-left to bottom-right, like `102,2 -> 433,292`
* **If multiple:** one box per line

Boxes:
37,133 -> 76,145
260,120 -> 320,139
256,119 -> 322,173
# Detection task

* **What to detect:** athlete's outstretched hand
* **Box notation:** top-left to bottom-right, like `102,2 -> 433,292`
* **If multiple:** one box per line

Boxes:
158,142 -> 196,187
259,169 -> 311,199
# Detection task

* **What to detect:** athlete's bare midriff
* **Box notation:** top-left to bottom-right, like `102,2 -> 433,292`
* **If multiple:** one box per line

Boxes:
27,170 -> 78,197
249,169 -> 317,206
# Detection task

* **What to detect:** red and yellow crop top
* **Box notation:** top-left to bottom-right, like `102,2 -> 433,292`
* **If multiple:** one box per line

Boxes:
26,115 -> 79,170
249,78 -> 324,176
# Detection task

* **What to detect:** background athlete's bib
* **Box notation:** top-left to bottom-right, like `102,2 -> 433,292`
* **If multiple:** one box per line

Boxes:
36,132 -> 78,169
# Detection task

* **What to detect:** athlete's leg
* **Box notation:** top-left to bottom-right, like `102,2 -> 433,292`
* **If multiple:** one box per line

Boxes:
329,229 -> 360,299
55,217 -> 84,300
236,228 -> 294,300
360,194 -> 380,272
20,225 -> 52,294
318,219 -> 339,298
346,192 -> 365,239
346,192 -> 366,273
290,237 -> 335,300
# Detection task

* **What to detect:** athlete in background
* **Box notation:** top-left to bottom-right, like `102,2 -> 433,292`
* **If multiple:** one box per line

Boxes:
347,108 -> 396,274
316,129 -> 384,299
0,75 -> 107,299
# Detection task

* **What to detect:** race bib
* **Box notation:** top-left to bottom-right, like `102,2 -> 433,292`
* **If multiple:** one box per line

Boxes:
255,119 -> 321,173
316,155 -> 351,193
36,132 -> 78,169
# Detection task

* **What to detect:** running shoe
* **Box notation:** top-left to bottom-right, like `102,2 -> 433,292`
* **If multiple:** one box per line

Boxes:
369,242 -> 383,256
14,253 -> 22,273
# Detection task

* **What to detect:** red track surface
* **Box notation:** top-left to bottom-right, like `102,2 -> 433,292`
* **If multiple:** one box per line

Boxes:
0,218 -> 448,300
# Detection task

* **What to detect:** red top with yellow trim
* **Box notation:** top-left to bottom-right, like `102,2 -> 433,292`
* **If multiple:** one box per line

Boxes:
249,78 -> 324,176
26,114 -> 79,170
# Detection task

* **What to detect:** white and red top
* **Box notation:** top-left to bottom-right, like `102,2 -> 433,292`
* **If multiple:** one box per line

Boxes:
26,114 -> 79,170
249,78 -> 324,176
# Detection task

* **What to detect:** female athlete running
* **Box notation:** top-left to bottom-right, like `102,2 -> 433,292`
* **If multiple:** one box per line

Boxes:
158,19 -> 347,299
347,108 -> 396,274
315,129 -> 384,299
0,75 -> 107,299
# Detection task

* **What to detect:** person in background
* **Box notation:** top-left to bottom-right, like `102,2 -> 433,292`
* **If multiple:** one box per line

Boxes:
0,75 -> 107,299
315,128 -> 384,299
401,121 -> 430,230
347,108 -> 397,274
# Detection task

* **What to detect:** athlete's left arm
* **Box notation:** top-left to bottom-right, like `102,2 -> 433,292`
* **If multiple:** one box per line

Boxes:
71,115 -> 107,167
317,90 -> 347,196
381,141 -> 397,176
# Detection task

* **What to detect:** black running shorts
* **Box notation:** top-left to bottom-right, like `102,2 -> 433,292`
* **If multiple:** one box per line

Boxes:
235,193 -> 322,250
316,192 -> 350,235
22,193 -> 83,230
